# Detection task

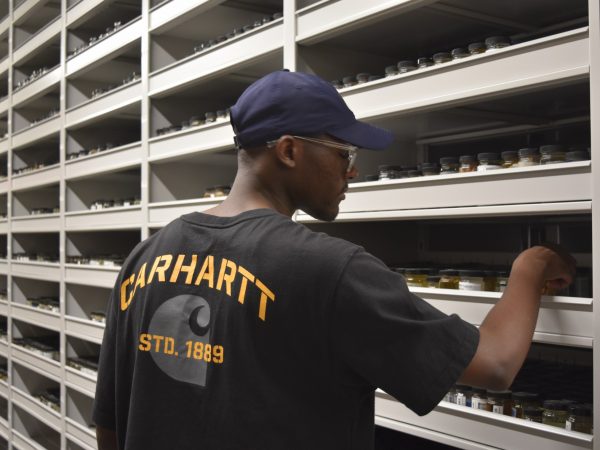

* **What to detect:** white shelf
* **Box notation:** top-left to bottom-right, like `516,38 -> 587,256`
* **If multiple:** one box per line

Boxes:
11,387 -> 61,432
65,81 -> 142,129
13,0 -> 43,23
0,417 -> 7,441
11,428 -> 45,450
65,316 -> 104,344
13,17 -> 61,65
411,287 -> 593,348
148,20 -> 283,97
0,220 -> 8,234
148,197 -> 222,227
65,264 -> 119,289
148,120 -> 233,161
65,142 -> 142,180
65,418 -> 96,450
0,138 -> 8,153
10,347 -> 60,382
11,304 -> 61,332
0,179 -> 8,195
12,66 -> 61,108
297,0 -> 421,44
375,392 -> 593,450
66,0 -> 106,27
341,28 -> 589,121
0,380 -> 7,398
149,0 -> 210,33
66,17 -> 142,77
0,340 -> 7,358
65,368 -> 96,399
10,262 -> 60,282
12,164 -> 60,191
0,15 -> 8,36
0,95 -> 8,114
65,206 -> 142,231
66,435 -> 97,450
0,301 -> 7,316
11,115 -> 61,149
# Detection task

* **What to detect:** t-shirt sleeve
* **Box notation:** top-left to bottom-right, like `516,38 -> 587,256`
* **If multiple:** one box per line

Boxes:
331,249 -> 479,416
92,288 -> 118,429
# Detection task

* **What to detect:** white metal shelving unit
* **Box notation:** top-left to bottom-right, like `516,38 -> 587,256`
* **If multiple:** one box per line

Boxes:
0,0 -> 596,449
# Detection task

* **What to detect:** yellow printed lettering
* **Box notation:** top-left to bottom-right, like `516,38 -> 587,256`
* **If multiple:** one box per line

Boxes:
131,262 -> 147,300
237,266 -> 255,304
194,255 -> 215,287
164,337 -> 175,355
169,254 -> 197,284
216,258 -> 237,296
138,333 -> 151,351
120,274 -> 136,311
153,335 -> 164,352
255,278 -> 275,321
147,255 -> 173,283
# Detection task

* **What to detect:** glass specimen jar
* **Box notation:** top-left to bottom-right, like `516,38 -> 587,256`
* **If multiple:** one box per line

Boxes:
485,36 -> 511,50
477,153 -> 502,171
404,268 -> 430,287
459,155 -> 477,172
397,60 -> 417,73
468,42 -> 486,54
356,73 -> 371,84
565,150 -> 589,162
438,269 -> 460,289
471,388 -> 488,410
439,156 -> 459,174
433,52 -> 452,64
451,47 -> 470,59
420,162 -> 440,176
342,76 -> 356,88
512,392 -> 540,418
417,57 -> 434,68
378,165 -> 404,180
455,385 -> 472,407
427,275 -> 441,288
542,400 -> 571,428
483,271 -> 498,292
524,406 -> 544,423
566,404 -> 593,433
517,147 -> 540,167
540,144 -> 567,165
495,271 -> 509,292
385,65 -> 399,77
501,151 -> 519,168
458,270 -> 485,291
487,390 -> 513,415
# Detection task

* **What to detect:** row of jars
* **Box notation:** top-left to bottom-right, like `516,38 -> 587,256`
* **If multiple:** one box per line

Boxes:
395,267 -> 508,292
369,145 -> 590,181
332,35 -> 512,89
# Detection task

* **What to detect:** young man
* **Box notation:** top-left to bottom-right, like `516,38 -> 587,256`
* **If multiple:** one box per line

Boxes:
94,70 -> 575,450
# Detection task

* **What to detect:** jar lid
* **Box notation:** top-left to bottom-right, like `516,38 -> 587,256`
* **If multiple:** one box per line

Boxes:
524,406 -> 543,417
483,270 -> 497,276
439,269 -> 459,276
417,57 -> 434,66
397,60 -> 417,69
512,392 -> 539,400
487,389 -> 512,398
501,150 -> 518,160
385,65 -> 398,74
458,269 -> 485,277
569,404 -> 593,416
477,152 -> 500,161
485,36 -> 511,47
468,42 -> 486,52
378,165 -> 403,172
439,156 -> 459,165
518,147 -> 539,157
404,268 -> 429,275
433,52 -> 452,61
419,162 -> 439,170
342,75 -> 356,84
364,174 -> 379,181
543,399 -> 569,410
356,72 -> 371,81
565,150 -> 589,162
459,155 -> 476,163
540,144 -> 567,154
451,47 -> 469,58
472,387 -> 487,395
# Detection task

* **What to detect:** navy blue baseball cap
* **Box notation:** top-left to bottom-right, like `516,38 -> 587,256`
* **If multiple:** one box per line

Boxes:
230,70 -> 394,150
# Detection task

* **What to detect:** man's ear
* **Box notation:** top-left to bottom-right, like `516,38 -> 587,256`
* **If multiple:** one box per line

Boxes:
273,135 -> 299,169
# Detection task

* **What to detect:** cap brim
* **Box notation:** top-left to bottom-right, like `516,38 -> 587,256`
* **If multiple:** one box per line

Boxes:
328,120 -> 394,150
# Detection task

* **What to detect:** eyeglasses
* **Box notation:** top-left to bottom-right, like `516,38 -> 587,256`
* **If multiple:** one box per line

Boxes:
267,136 -> 358,172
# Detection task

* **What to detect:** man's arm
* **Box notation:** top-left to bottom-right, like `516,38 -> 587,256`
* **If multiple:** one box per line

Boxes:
458,245 -> 576,389
97,425 -> 118,450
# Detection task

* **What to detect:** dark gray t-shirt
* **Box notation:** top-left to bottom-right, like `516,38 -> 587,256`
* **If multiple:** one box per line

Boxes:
93,209 -> 478,450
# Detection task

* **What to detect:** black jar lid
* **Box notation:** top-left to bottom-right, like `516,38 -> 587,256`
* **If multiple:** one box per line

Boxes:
378,165 -> 403,172
451,47 -> 470,58
524,406 -> 543,417
417,57 -> 434,66
439,269 -> 459,276
512,392 -> 539,401
483,270 -> 497,277
566,150 -> 589,162
439,156 -> 459,165
419,162 -> 439,169
458,269 -> 485,277
485,36 -> 511,47
501,150 -> 518,160
404,268 -> 429,275
487,389 -> 512,398
540,144 -> 567,154
543,399 -> 570,410
385,65 -> 398,74
364,174 -> 379,181
518,147 -> 539,157
468,42 -> 486,53
477,152 -> 500,162
459,155 -> 476,163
